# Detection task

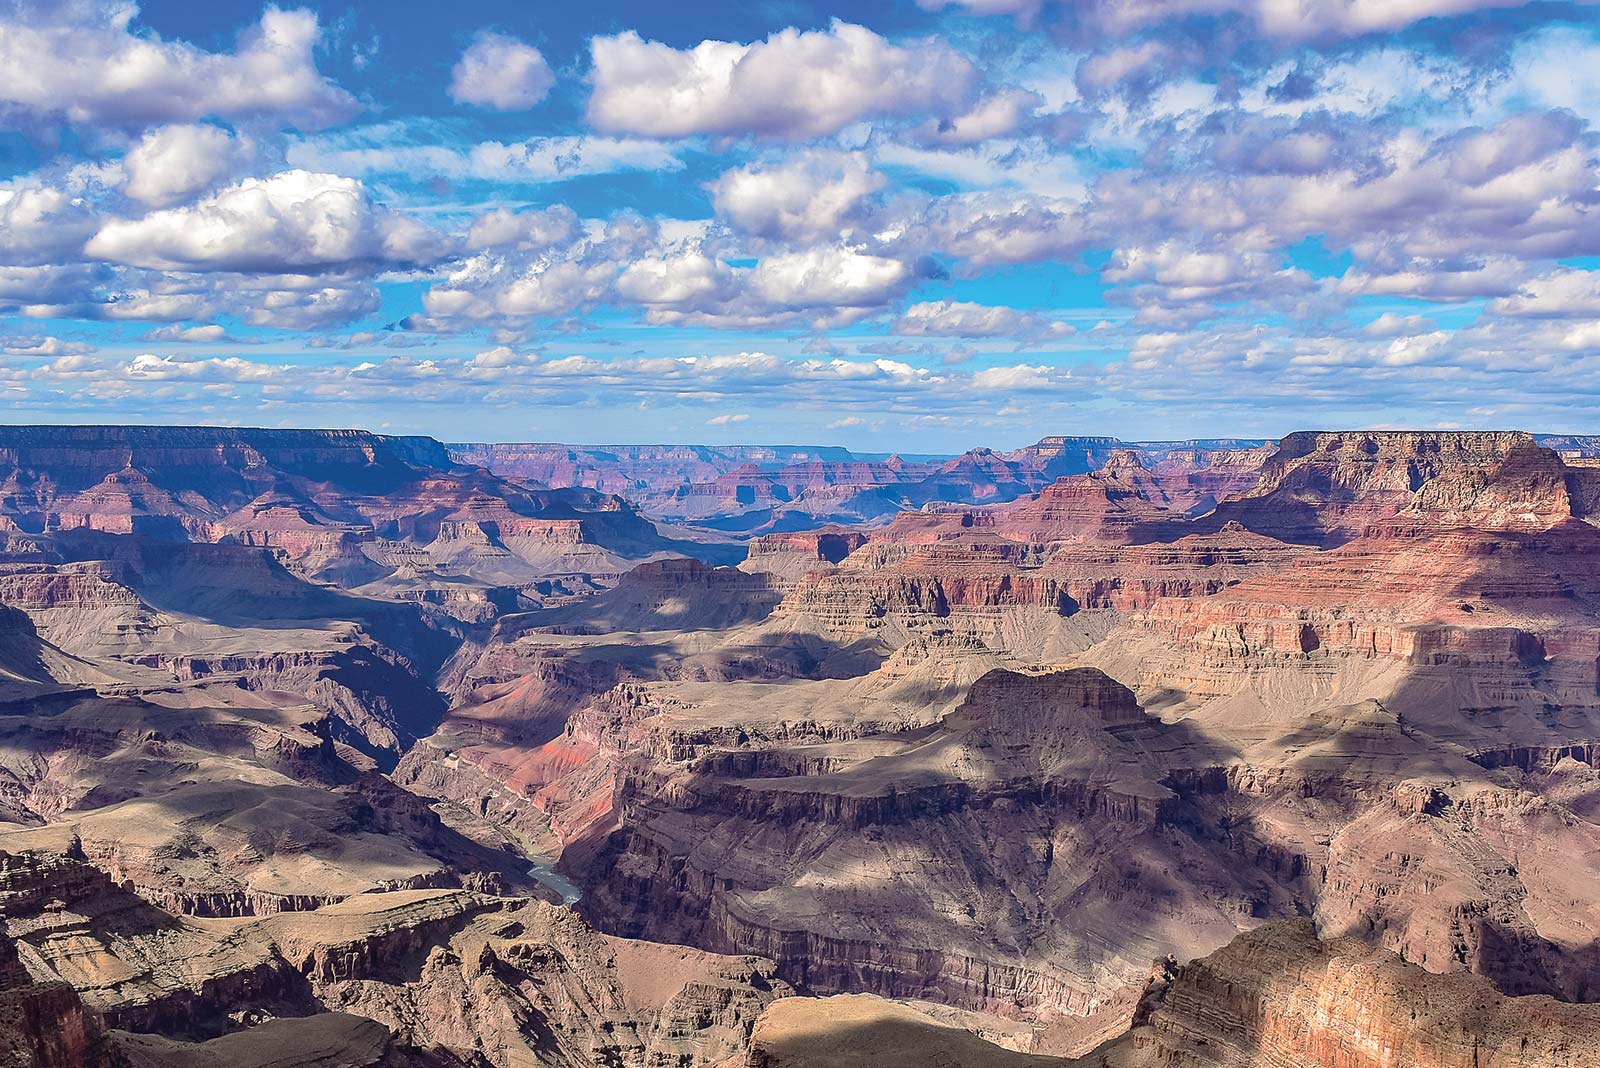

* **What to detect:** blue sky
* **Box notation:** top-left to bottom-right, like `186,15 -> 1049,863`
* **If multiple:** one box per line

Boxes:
2,0 -> 1600,450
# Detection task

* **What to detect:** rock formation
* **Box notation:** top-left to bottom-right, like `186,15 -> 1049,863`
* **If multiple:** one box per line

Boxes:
1082,920 -> 1600,1067
746,921 -> 1600,1068
5,424 -> 1600,1067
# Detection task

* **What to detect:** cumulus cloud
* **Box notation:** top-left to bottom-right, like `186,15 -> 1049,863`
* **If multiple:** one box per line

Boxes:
1249,0 -> 1600,40
466,205 -> 580,251
0,2 -> 356,128
708,152 -> 885,240
1077,42 -> 1172,92
142,323 -> 267,343
615,251 -> 740,310
916,0 -> 1042,15
426,258 -> 614,320
1105,243 -> 1312,306
587,21 -> 979,139
12,0 -> 1600,441
617,245 -> 916,329
1361,312 -> 1437,337
123,124 -> 253,206
1488,269 -> 1600,318
238,283 -> 382,329
913,88 -> 1042,146
0,265 -> 99,308
85,170 -> 449,273
747,247 -> 913,316
449,32 -> 555,110
1,335 -> 93,357
918,193 -> 1090,266
1339,258 -> 1526,301
894,300 -> 1075,344
0,182 -> 99,265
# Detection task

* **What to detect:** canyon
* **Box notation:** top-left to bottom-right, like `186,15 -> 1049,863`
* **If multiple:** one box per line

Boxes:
3,423 -> 1600,1066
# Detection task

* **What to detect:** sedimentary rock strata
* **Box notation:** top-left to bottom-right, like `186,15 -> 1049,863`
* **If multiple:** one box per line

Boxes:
1087,920 -> 1600,1067
5,425 -> 1600,1066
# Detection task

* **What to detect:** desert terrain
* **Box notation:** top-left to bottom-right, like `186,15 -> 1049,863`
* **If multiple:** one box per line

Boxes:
3,423 -> 1600,1066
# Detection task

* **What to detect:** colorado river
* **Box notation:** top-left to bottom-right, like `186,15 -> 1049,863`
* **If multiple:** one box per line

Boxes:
528,858 -> 583,905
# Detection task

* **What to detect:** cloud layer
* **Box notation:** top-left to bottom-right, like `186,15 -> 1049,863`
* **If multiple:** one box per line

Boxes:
2,0 -> 1600,446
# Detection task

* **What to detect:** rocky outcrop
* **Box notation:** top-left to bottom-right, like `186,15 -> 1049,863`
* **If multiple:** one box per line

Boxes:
13,421 -> 1600,1068
0,425 -> 711,601
1,847 -> 790,1068
576,669 -> 1269,1019
1088,920 -> 1600,1067
0,921 -> 119,1068
1208,431 -> 1577,545
255,890 -> 795,1068
0,848 -> 306,1037
448,437 -> 1263,531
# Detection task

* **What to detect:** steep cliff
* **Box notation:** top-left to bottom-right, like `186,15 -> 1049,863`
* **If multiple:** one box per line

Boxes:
1085,920 -> 1600,1067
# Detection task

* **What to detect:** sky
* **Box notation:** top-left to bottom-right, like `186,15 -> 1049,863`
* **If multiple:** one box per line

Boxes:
2,0 -> 1600,450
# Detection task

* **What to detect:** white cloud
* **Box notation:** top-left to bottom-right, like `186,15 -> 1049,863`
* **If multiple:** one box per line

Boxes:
1560,321 -> 1600,350
1500,28 -> 1600,128
894,300 -> 1075,343
85,170 -> 449,272
614,245 -> 915,330
0,3 -> 356,128
0,265 -> 98,307
708,152 -> 884,240
1360,312 -> 1436,337
749,246 -> 911,311
1105,243 -> 1308,304
0,183 -> 98,265
1,335 -> 92,357
1339,258 -> 1526,301
971,363 -> 1058,390
449,32 -> 555,111
914,88 -> 1042,146
919,193 -> 1089,266
126,352 -> 277,381
240,284 -> 381,329
425,258 -> 614,320
1250,0 -> 1600,39
288,127 -> 683,183
124,124 -> 252,206
917,0 -> 1042,14
706,412 -> 749,425
466,205 -> 580,251
1077,42 -> 1171,92
144,323 -> 229,342
1488,269 -> 1600,318
587,20 -> 979,139
616,251 -> 739,308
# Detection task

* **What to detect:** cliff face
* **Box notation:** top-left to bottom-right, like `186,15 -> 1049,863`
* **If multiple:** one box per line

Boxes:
0,845 -> 791,1068
1090,920 -> 1600,1068
0,424 -> 698,605
11,422 -> 1600,1068
448,436 -> 1248,532
0,920 -> 118,1068
574,668 -> 1270,1019
1210,431 -> 1576,545
743,921 -> 1600,1068
458,427 -> 1600,1046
